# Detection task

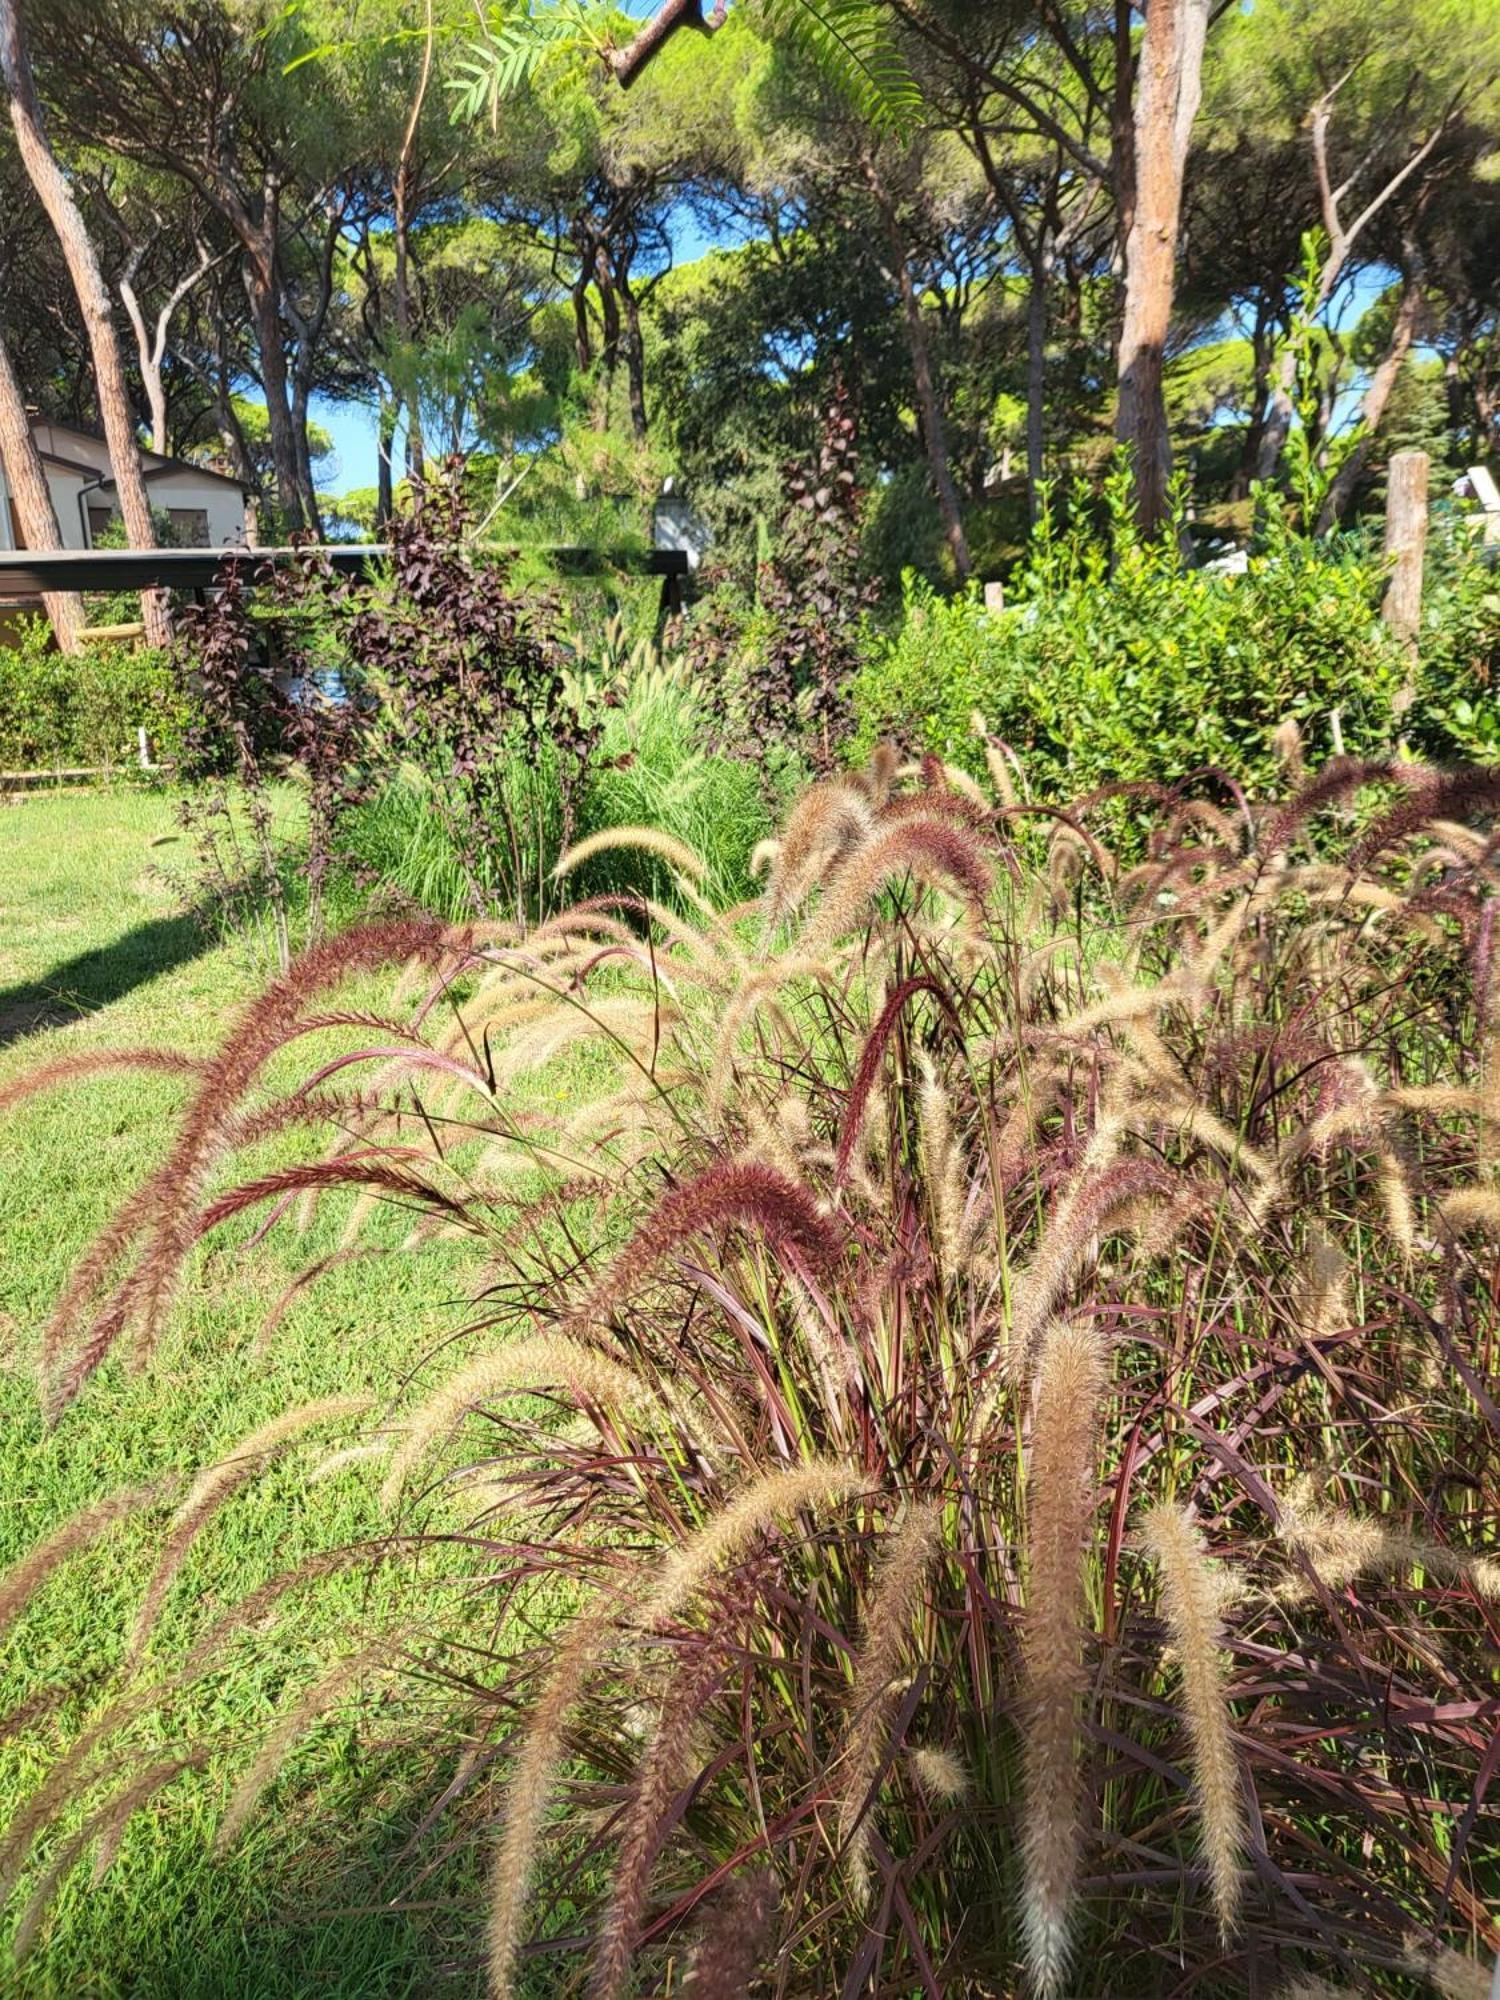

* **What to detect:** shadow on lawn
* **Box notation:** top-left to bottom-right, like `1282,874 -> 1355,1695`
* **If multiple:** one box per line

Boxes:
0,910 -> 211,1047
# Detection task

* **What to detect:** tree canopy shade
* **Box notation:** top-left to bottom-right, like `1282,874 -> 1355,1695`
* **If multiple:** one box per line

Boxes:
0,0 -> 1496,562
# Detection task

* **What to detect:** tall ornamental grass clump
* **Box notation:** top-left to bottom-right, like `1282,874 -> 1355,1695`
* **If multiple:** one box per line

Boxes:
4,735 -> 1499,1996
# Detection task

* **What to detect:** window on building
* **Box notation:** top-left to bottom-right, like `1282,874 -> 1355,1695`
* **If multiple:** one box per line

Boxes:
87,506 -> 114,544
167,507 -> 210,548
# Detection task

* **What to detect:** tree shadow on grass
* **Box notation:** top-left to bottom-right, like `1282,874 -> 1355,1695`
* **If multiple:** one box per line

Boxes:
0,910 -> 211,1048
11,1750 -> 490,2000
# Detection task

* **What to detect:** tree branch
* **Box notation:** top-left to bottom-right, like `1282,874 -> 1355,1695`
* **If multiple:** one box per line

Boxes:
607,0 -> 728,88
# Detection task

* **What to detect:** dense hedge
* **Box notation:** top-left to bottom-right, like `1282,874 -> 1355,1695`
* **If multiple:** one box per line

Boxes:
0,620 -> 196,772
851,488 -> 1500,805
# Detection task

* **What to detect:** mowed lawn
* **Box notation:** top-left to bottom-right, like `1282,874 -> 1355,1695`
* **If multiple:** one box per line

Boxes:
0,790 -> 494,1998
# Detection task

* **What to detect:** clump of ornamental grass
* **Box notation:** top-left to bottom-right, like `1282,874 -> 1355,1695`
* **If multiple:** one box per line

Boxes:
4,746 -> 1500,1994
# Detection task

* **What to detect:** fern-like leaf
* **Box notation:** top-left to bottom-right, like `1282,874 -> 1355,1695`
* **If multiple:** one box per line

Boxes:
762,0 -> 923,136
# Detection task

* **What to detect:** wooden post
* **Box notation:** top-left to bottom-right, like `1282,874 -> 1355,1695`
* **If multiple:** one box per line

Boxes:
1382,448 -> 1428,654
984,579 -> 1005,617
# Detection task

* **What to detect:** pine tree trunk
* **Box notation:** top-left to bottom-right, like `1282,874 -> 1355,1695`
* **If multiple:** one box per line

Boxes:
0,0 -> 170,643
1026,248 -> 1051,522
620,272 -> 648,440
1317,273 -> 1423,531
0,324 -> 84,652
875,192 -> 971,577
242,245 -> 304,533
1114,0 -> 1210,538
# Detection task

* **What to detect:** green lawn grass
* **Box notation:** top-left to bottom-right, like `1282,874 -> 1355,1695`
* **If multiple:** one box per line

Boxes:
0,789 -> 493,1998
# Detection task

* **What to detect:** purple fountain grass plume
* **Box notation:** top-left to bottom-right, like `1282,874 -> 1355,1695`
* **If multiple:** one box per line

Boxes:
125,1395 -> 372,1670
0,1478 -> 178,1646
587,1630 -> 734,2000
832,976 -> 959,1186
1348,764 -> 1500,873
572,1159 -> 845,1329
1140,1502 -> 1247,1943
678,1869 -> 779,1999
43,917 -> 471,1416
192,1156 -> 474,1238
1021,1318 -> 1108,1998
1255,757 -> 1393,860
0,1048 -> 202,1116
882,784 -> 992,831
795,816 -> 992,957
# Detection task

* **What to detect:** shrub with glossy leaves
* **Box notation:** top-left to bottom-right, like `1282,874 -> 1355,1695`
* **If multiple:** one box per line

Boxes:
851,474 -> 1498,819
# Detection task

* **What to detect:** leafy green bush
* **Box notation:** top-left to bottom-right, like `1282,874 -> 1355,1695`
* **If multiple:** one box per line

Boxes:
0,619 -> 196,772
1412,514 -> 1500,760
851,472 -> 1498,810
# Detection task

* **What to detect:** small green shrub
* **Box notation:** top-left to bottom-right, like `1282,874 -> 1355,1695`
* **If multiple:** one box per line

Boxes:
851,472 -> 1498,814
0,620 -> 196,772
574,641 -> 777,907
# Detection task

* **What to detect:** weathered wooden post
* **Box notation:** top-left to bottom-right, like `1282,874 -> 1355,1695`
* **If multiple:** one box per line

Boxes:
1382,448 -> 1428,648
1382,448 -> 1428,719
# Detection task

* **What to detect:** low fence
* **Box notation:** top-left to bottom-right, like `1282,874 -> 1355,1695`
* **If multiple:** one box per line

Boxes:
0,542 -> 691,789
0,541 -> 690,610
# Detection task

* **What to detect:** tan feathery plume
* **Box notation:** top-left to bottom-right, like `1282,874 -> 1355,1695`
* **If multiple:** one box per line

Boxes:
708,957 -> 838,1115
127,1396 -> 371,1668
1437,1186 -> 1500,1235
1403,1937 -> 1491,2000
907,1744 -> 969,1800
1021,1319 -> 1107,1997
762,777 -> 876,924
382,1335 -> 659,1511
214,1642 -> 388,1853
1139,1503 -> 1246,1942
0,1680 -> 175,1903
486,1460 -> 859,2000
1299,1225 -> 1350,1342
917,1056 -> 968,1272
838,1501 -> 942,1904
0,1478 -> 176,1646
793,817 -> 991,959
1278,1477 -> 1500,1603
1276,1980 -> 1362,1999
552,826 -> 707,882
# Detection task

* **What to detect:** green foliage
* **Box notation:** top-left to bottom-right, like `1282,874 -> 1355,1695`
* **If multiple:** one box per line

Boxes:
1412,515 -> 1500,760
0,621 -> 196,773
344,624 -> 775,920
850,465 -> 1461,817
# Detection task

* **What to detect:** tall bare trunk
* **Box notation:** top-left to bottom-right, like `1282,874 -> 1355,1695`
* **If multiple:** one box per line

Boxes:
0,0 -> 169,643
376,401 -> 395,529
1317,269 -> 1423,531
241,225 -> 303,532
1025,247 -> 1052,521
1114,0 -> 1210,538
872,182 -> 971,577
619,268 -> 648,440
0,325 -> 84,652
